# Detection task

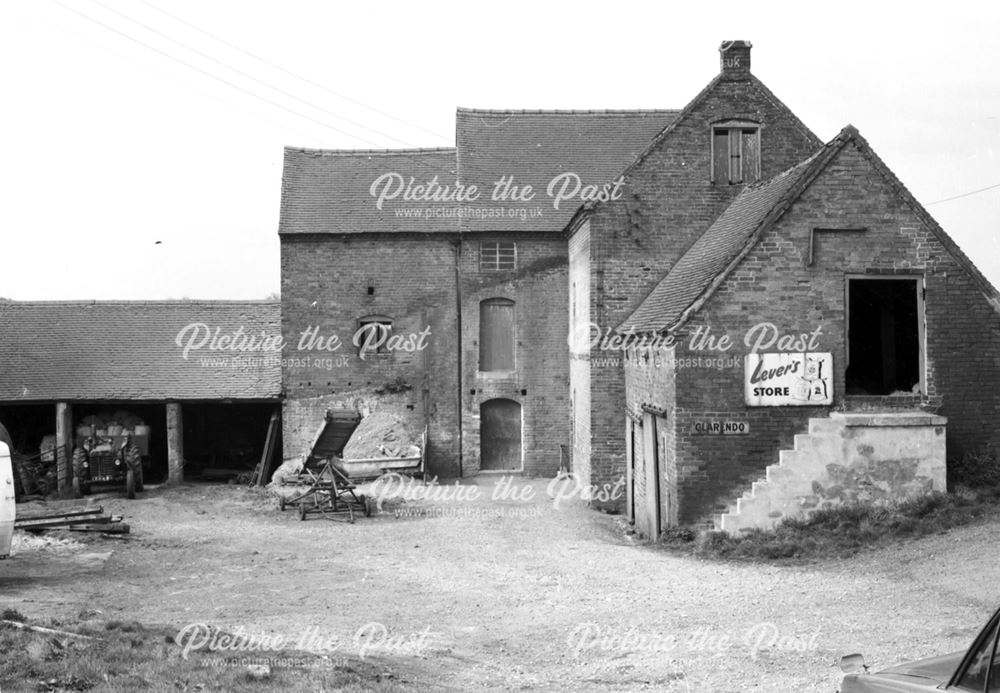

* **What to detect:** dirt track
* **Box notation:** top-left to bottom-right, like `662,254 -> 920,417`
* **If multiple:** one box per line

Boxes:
2,478 -> 998,692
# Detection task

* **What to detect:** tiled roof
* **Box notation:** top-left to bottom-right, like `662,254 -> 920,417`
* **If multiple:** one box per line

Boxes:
278,110 -> 680,236
0,301 -> 281,401
456,109 -> 679,233
619,152 -> 825,334
279,148 -> 457,235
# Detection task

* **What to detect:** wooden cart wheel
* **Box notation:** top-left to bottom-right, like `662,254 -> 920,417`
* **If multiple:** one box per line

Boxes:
299,503 -> 307,521
126,468 -> 136,500
361,495 -> 373,517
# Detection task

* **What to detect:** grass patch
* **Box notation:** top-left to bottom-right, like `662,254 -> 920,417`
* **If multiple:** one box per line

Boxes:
0,616 -> 416,692
658,486 -> 1000,562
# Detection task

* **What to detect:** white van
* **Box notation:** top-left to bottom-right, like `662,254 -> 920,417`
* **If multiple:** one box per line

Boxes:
0,440 -> 13,558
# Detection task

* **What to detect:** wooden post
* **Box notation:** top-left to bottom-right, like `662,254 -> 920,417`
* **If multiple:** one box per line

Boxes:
55,402 -> 73,493
166,402 -> 184,484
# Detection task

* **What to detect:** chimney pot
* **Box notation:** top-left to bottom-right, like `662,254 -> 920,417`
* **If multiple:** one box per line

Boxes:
719,40 -> 752,78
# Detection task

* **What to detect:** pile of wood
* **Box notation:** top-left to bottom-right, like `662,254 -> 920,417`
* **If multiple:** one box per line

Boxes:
13,506 -> 129,534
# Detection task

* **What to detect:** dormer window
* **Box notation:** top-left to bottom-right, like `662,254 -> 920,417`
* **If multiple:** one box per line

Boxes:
712,121 -> 760,185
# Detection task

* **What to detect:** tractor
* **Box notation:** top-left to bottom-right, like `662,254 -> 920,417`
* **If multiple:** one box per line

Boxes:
72,433 -> 144,499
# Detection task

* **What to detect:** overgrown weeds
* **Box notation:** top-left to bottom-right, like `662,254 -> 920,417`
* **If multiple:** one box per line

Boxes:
659,486 -> 1000,563
949,444 -> 1000,489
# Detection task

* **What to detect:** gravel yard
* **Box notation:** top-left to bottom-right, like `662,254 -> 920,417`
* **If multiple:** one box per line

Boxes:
2,477 -> 998,692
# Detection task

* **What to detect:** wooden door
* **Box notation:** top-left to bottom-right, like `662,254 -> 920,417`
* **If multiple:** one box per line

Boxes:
642,412 -> 660,540
480,399 -> 521,471
625,418 -> 635,523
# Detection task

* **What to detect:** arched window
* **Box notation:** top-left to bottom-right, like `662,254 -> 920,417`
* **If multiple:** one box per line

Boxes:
479,298 -> 515,372
356,314 -> 392,357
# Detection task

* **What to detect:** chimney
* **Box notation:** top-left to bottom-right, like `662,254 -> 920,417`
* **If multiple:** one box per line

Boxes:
719,40 -> 751,79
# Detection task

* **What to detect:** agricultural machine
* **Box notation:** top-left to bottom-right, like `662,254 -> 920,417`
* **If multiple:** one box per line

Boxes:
72,425 -> 148,499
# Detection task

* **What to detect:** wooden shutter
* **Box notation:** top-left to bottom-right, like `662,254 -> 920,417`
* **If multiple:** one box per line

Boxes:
728,129 -> 743,183
712,130 -> 729,183
742,129 -> 760,184
479,298 -> 515,371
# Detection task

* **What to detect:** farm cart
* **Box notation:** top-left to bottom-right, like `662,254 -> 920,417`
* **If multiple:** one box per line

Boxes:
278,459 -> 372,522
277,410 -> 425,521
278,410 -> 371,522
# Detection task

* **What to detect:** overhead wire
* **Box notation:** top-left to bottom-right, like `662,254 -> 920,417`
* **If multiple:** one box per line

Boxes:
927,181 -> 1000,206
46,1 -> 676,209
18,3 -> 327,147
134,0 -> 452,143
91,0 -> 594,182
50,0 -> 408,149
88,0 -> 429,149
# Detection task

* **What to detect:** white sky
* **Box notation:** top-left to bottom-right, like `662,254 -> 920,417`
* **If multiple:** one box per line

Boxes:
2,1 -> 998,300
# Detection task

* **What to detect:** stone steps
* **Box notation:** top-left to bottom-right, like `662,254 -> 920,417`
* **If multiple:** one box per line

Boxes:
716,417 -> 846,533
714,411 -> 947,534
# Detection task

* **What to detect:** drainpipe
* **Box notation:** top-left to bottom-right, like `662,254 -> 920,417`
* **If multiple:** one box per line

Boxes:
454,237 -> 464,477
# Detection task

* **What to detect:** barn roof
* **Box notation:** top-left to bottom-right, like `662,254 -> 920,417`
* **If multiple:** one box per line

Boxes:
455,109 -> 679,233
279,147 -> 457,235
618,151 -> 824,333
278,109 -> 679,235
0,301 -> 281,402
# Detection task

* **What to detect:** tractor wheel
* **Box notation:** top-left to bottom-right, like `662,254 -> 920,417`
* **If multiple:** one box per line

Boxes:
124,444 -> 141,496
71,447 -> 87,498
136,465 -> 144,493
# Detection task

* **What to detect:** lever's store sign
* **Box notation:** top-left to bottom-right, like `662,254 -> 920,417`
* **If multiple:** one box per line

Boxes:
745,353 -> 833,406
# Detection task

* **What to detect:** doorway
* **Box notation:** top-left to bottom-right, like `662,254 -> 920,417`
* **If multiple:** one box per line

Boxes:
641,412 -> 661,539
625,417 -> 636,523
846,277 -> 923,395
480,399 -> 522,471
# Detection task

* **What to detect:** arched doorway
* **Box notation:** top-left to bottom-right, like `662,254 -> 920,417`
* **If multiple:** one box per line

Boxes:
480,398 -> 522,471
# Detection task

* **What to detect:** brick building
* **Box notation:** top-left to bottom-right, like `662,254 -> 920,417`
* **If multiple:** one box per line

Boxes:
280,40 -> 1000,528
278,110 -> 676,476
610,48 -> 1000,535
568,40 -> 821,501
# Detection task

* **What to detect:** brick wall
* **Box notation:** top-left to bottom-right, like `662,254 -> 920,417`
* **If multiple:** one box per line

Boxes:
282,388 -> 423,467
625,138 -> 1000,526
281,231 -> 570,478
280,234 -> 460,476
580,74 -> 822,504
459,233 -> 569,476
